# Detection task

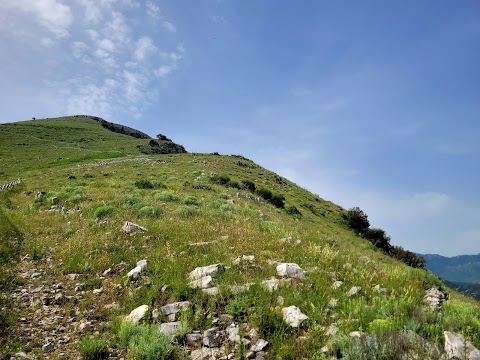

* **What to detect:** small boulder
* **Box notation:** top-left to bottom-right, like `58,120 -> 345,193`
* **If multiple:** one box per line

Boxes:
261,278 -> 280,292
332,281 -> 343,289
424,287 -> 446,311
203,327 -> 225,348
186,332 -> 203,347
189,275 -> 215,289
282,305 -> 309,328
125,305 -> 149,324
159,321 -> 181,336
202,287 -> 220,296
444,331 -> 480,360
122,221 -> 147,234
346,286 -> 361,297
251,339 -> 268,352
276,263 -> 307,279
188,263 -> 225,280
160,301 -> 190,318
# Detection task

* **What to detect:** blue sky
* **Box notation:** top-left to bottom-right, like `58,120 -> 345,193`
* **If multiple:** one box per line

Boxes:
1,0 -> 479,256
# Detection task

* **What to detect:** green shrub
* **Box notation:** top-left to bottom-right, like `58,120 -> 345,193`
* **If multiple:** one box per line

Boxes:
242,180 -> 256,192
271,193 -> 285,208
174,205 -> 201,218
345,207 -> 370,235
226,295 -> 250,318
211,174 -> 230,185
137,206 -> 162,218
135,179 -> 154,189
154,191 -> 178,202
94,205 -> 115,219
118,321 -> 173,360
257,187 -> 273,200
228,180 -> 241,189
78,336 -> 108,360
286,205 -> 301,216
182,195 -> 199,206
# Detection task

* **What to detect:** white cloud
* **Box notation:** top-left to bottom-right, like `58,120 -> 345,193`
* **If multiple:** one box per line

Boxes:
146,1 -> 160,19
78,0 -> 102,24
134,37 -> 157,61
155,65 -> 174,78
163,21 -> 177,33
105,11 -> 130,44
0,0 -> 73,38
98,38 -> 115,52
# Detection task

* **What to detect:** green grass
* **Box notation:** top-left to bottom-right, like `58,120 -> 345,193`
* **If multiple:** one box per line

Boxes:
1,116 -> 480,358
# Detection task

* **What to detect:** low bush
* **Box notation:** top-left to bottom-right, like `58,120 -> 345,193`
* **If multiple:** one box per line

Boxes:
242,180 -> 256,192
154,191 -> 178,202
137,206 -> 162,218
182,195 -> 199,206
94,205 -> 115,219
174,205 -> 201,218
270,193 -> 285,208
286,205 -> 301,216
211,174 -> 230,185
78,336 -> 108,360
257,187 -> 273,200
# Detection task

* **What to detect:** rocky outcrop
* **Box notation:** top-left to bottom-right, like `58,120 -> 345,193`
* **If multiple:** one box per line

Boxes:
444,331 -> 480,360
424,287 -> 447,311
125,305 -> 149,323
276,263 -> 307,279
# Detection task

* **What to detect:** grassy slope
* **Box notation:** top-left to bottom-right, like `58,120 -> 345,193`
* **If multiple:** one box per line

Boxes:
0,116 -> 153,181
1,117 -> 480,359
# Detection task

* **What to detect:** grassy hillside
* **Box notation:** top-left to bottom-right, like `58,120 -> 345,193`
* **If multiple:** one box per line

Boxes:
0,115 -> 185,181
1,117 -> 480,359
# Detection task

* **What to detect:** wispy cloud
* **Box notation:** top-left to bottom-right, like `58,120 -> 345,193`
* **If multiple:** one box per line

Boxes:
163,21 -> 177,33
145,1 -> 160,19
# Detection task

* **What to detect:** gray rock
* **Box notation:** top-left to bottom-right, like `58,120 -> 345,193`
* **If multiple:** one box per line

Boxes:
332,281 -> 343,289
203,327 -> 225,348
261,278 -> 280,292
78,320 -> 92,333
137,259 -> 148,271
282,305 -> 309,327
122,221 -> 147,234
188,263 -> 225,281
444,331 -> 480,360
160,301 -> 190,317
220,314 -> 234,326
229,284 -> 252,294
424,287 -> 446,311
189,276 -> 215,289
326,324 -> 338,336
125,305 -> 149,324
346,286 -> 361,297
13,352 -> 33,360
276,263 -> 307,279
251,339 -> 268,352
127,266 -> 142,280
190,348 -> 214,360
54,292 -> 67,305
42,342 -> 54,352
202,287 -> 220,296
232,255 -> 255,266
159,321 -> 181,336
186,332 -> 203,347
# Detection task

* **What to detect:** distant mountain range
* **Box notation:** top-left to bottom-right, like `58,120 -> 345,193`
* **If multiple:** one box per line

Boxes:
421,253 -> 480,300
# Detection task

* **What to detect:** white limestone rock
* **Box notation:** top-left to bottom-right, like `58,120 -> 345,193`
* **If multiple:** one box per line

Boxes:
444,331 -> 480,360
189,276 -> 215,289
282,305 -> 309,328
188,263 -> 225,281
125,305 -> 149,324
276,263 -> 307,279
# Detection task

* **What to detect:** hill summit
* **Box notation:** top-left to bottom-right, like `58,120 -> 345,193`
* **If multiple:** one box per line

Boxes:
1,116 -> 480,359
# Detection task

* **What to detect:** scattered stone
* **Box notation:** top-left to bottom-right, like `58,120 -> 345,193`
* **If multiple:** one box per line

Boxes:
137,259 -> 148,271
359,256 -> 371,264
251,339 -> 268,352
125,305 -> 149,324
102,268 -> 112,276
282,305 -> 309,327
191,348 -> 214,360
202,287 -> 220,296
373,284 -> 387,297
229,284 -> 252,294
93,288 -> 102,295
203,327 -> 226,348
424,287 -> 446,311
13,352 -> 33,360
190,275 -> 215,289
160,301 -> 190,320
220,314 -> 234,326
66,273 -> 79,281
232,255 -> 255,266
276,263 -> 307,279
261,278 -> 280,292
326,324 -> 338,336
349,331 -> 363,338
42,342 -> 54,352
54,292 -> 67,305
186,332 -> 203,347
277,296 -> 284,306
127,259 -> 148,280
122,221 -> 147,234
188,263 -> 225,281
328,298 -> 338,308
79,320 -> 92,333
159,321 -> 181,336
346,286 -> 361,297
332,281 -> 343,289
444,331 -> 480,360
